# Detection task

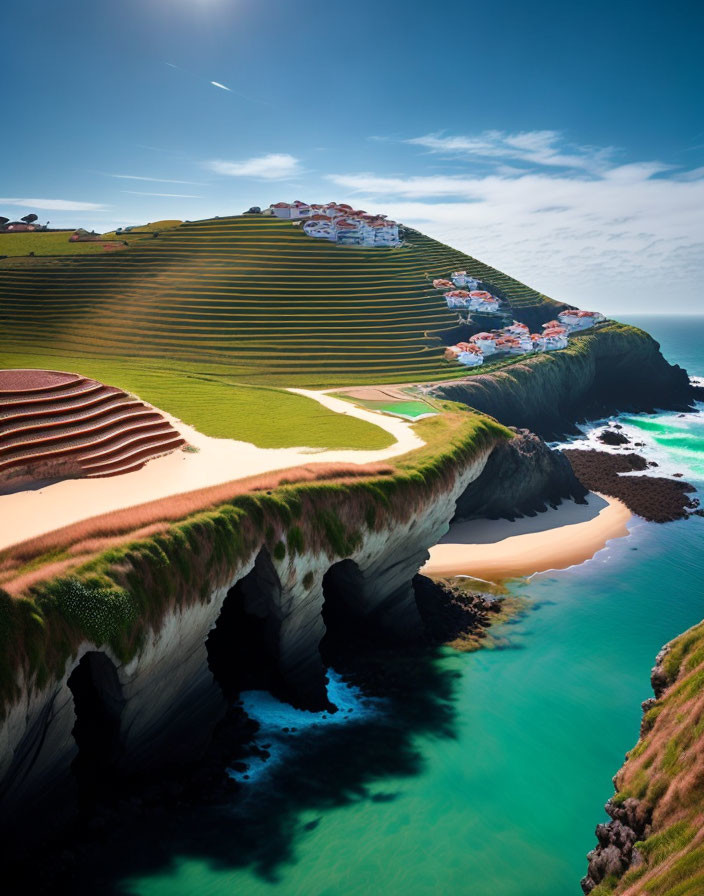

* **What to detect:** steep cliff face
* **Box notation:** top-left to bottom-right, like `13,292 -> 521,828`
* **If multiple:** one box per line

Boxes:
454,428 -> 587,520
0,444 -> 493,843
582,622 -> 704,895
428,324 -> 695,439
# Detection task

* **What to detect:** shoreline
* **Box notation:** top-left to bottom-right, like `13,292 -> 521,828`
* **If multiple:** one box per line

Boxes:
421,492 -> 632,581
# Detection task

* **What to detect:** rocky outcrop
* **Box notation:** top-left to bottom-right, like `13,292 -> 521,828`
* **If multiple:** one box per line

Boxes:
581,644 -> 673,894
427,325 -> 696,439
0,445 -> 494,846
582,797 -> 651,893
564,449 -> 699,522
454,428 -> 587,520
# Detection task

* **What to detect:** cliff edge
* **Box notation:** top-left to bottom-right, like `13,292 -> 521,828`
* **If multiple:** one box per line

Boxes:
427,323 -> 696,439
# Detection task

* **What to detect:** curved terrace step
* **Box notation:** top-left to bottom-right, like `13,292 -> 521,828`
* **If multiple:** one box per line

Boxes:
0,370 -> 186,486
0,389 -> 130,426
0,398 -> 144,440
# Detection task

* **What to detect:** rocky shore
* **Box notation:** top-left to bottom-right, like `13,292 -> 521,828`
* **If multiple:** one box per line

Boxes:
563,448 -> 699,522
581,795 -> 652,893
581,645 -> 671,894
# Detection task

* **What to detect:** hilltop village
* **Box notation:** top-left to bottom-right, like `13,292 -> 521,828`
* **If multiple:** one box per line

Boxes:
267,201 -> 401,247
435,272 -> 605,367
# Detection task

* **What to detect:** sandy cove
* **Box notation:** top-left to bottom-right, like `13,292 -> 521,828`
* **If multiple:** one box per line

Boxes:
0,389 -> 423,552
422,492 -> 632,581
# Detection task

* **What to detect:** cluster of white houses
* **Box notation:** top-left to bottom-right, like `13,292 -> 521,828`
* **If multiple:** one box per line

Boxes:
267,201 -> 401,247
433,273 -> 501,313
445,309 -> 605,368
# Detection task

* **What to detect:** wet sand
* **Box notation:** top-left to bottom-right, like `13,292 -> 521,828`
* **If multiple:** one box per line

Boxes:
421,493 -> 632,581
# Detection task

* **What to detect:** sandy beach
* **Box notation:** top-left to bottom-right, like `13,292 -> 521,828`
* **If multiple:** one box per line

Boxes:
421,493 -> 632,581
0,389 -> 423,552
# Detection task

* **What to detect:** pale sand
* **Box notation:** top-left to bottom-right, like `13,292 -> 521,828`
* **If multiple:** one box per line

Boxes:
0,389 -> 423,552
421,493 -> 632,581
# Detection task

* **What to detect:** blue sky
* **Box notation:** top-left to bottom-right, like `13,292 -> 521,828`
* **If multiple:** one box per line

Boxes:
3,0 -> 703,313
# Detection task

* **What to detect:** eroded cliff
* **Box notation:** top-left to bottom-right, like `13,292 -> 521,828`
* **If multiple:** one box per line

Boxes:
0,409 -> 507,845
428,323 -> 696,439
454,428 -> 587,520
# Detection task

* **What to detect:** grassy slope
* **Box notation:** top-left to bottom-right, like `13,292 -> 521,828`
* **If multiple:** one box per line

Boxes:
0,355 -> 393,450
0,213 -> 565,446
592,623 -> 704,896
0,405 -> 511,717
1,214 -> 561,390
0,221 -> 183,258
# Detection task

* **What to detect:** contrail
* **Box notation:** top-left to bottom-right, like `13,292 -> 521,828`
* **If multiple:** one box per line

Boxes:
165,61 -> 272,106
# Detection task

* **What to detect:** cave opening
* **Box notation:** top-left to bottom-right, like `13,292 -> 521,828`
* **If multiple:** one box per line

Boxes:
206,548 -> 285,701
319,559 -> 370,664
66,651 -> 125,798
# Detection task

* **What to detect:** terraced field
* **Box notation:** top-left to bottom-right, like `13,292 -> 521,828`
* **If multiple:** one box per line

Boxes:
0,369 -> 185,488
0,215 -> 562,388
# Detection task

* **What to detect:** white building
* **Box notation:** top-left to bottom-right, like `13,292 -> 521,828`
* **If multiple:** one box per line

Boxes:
505,321 -> 530,337
451,271 -> 480,290
270,202 -> 293,218
557,310 -> 605,331
444,290 -> 472,309
457,346 -> 484,367
468,290 -> 499,312
289,201 -> 311,219
495,336 -> 528,355
469,332 -> 498,355
303,214 -> 337,241
280,201 -> 401,247
336,219 -> 362,245
542,327 -> 569,350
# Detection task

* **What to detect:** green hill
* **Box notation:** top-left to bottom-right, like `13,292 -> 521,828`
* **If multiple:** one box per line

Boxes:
1,215 -> 562,383
1,214 -> 565,442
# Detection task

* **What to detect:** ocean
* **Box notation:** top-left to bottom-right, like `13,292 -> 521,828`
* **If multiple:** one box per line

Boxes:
76,316 -> 704,896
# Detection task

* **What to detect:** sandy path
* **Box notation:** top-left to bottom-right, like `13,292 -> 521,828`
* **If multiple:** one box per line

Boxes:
0,390 -> 423,552
421,493 -> 632,581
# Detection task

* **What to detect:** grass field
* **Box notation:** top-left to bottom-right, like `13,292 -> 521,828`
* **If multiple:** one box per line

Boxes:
0,352 -> 393,449
0,221 -> 183,259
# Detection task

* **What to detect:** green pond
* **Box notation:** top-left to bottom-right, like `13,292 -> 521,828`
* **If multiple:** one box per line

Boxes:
71,317 -> 704,896
378,400 -> 436,418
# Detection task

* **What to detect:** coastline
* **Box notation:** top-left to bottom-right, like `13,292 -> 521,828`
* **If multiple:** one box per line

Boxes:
422,492 -> 632,581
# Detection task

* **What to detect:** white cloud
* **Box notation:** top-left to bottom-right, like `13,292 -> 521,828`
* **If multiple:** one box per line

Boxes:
109,174 -> 205,185
406,129 -> 615,173
207,153 -> 302,180
0,198 -> 106,211
326,150 -> 704,314
120,191 -> 203,198
210,81 -> 231,92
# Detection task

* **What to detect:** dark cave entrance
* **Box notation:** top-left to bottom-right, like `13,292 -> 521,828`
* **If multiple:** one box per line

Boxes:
319,559 -> 370,664
206,548 -> 285,701
66,651 -> 125,797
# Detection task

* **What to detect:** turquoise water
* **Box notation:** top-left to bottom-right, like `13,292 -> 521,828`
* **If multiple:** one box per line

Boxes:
85,317 -> 704,896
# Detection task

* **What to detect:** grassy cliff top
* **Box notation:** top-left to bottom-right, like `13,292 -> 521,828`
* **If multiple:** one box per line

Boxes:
0,404 -> 511,716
